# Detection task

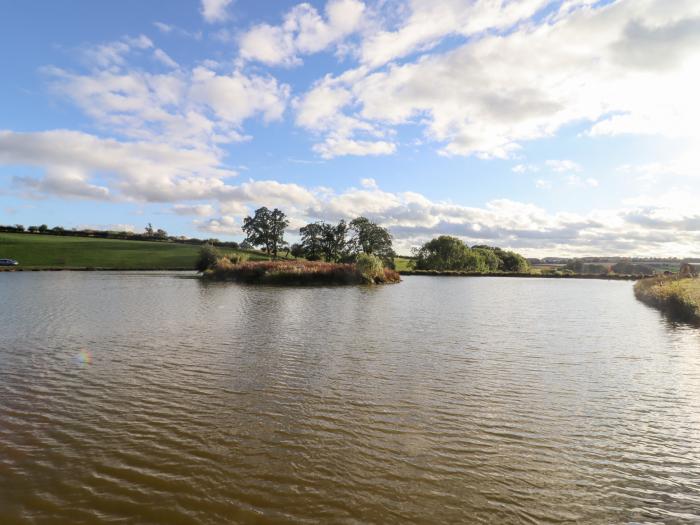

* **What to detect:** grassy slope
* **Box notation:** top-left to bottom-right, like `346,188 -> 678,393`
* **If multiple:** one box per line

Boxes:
634,276 -> 700,322
0,232 -> 286,269
0,233 -> 202,269
393,257 -> 414,271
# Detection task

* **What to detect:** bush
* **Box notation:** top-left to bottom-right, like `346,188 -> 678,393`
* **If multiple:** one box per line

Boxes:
224,253 -> 248,265
356,253 -> 385,283
196,244 -> 220,272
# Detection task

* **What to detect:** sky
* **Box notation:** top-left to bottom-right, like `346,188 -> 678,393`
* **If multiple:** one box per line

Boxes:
1,0 -> 699,257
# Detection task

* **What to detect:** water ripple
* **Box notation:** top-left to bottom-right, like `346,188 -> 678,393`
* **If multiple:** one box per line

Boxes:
2,273 -> 700,523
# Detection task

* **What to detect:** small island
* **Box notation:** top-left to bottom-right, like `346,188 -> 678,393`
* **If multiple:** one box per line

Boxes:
198,208 -> 400,285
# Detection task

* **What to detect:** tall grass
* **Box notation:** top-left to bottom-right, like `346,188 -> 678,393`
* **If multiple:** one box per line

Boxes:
634,275 -> 700,322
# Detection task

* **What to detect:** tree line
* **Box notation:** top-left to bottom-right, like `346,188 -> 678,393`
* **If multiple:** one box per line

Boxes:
0,223 -> 242,249
411,235 -> 530,272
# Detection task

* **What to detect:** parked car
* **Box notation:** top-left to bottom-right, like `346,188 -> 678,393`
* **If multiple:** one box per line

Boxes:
0,258 -> 19,266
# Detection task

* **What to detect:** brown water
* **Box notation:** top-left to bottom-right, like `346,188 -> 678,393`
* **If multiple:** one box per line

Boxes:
2,272 -> 700,524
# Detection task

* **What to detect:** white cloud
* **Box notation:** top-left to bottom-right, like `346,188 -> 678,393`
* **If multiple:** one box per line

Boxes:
566,175 -> 599,188
296,0 -> 700,158
546,159 -> 583,173
76,223 -> 137,232
196,215 -> 239,235
239,0 -> 365,66
153,22 -> 173,34
295,72 -> 396,158
359,0 -> 550,68
83,35 -> 153,69
0,129 -> 234,202
2,128 -> 700,256
46,64 -> 289,148
173,204 -> 216,216
201,0 -> 232,23
513,164 -> 539,174
153,48 -> 178,69
312,136 -> 396,159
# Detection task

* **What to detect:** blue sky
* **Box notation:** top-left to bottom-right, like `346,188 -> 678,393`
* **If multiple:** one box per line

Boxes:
1,0 -> 699,256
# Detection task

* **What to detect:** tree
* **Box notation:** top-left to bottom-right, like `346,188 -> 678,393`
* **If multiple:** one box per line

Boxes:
155,228 -> 168,239
414,236 -> 485,271
496,249 -> 530,273
38,224 -> 48,233
321,220 -> 349,262
290,243 -> 305,258
299,222 -> 325,260
348,217 -> 395,264
14,224 -> 24,232
28,226 -> 39,233
472,247 -> 501,271
242,207 -> 289,258
298,220 -> 350,262
145,223 -> 154,236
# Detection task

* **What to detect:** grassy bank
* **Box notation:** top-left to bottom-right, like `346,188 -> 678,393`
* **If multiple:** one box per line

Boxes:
0,232 -> 266,270
634,276 -> 700,322
204,258 -> 401,285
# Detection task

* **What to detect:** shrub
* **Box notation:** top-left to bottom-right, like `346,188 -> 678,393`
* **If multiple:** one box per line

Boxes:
356,253 -> 385,283
225,253 -> 248,265
196,244 -> 220,272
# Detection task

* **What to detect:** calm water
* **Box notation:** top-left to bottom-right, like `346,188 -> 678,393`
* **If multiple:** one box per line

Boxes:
2,272 -> 700,524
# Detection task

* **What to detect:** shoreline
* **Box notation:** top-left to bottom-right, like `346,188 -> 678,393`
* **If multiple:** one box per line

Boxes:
1,267 -> 645,281
399,270 -> 644,281
0,267 -> 195,272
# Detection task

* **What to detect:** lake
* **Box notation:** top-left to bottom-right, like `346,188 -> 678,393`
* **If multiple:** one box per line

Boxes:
2,272 -> 700,523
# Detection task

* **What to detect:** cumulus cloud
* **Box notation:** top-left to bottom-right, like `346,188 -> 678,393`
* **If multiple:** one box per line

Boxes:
298,182 -> 700,257
46,62 -> 289,148
296,0 -> 700,158
201,0 -> 232,23
2,129 -> 699,256
239,0 -> 365,66
359,0 -> 550,68
196,215 -> 239,235
0,130 -> 234,202
172,204 -> 216,216
0,130 -> 318,209
312,136 -> 396,159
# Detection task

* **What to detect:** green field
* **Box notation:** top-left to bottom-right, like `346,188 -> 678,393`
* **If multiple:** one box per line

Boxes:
393,257 -> 414,271
0,232 -> 289,270
0,233 -> 203,269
